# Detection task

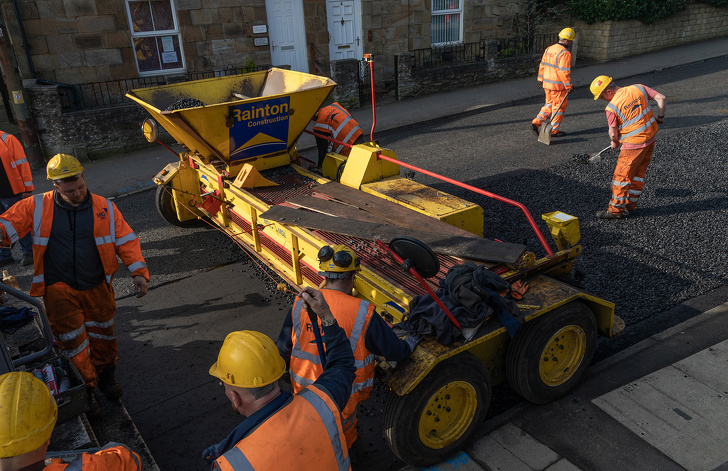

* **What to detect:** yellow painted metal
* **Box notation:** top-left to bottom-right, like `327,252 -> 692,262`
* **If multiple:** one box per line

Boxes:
126,68 -> 336,172
542,211 -> 581,250
538,325 -> 587,386
339,144 -> 400,188
418,381 -> 478,449
250,207 -> 261,252
153,160 -> 203,223
322,152 -> 347,181
233,163 -> 279,188
362,177 -> 484,236
291,234 -> 303,285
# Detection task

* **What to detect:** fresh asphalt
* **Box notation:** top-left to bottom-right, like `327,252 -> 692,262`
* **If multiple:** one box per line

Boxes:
4,36 -> 728,470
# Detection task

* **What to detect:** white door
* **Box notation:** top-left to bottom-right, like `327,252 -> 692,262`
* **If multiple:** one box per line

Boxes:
327,0 -> 362,62
266,0 -> 308,72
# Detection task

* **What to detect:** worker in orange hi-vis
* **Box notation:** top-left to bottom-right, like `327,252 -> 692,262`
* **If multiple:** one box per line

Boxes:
312,103 -> 365,169
590,75 -> 666,219
531,28 -> 576,138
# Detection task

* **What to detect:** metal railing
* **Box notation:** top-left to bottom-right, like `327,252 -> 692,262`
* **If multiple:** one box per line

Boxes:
411,32 -> 558,69
56,64 -> 272,112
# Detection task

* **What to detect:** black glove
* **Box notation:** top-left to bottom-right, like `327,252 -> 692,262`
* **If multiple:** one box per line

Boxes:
536,81 -> 543,89
403,333 -> 422,353
656,115 -> 664,124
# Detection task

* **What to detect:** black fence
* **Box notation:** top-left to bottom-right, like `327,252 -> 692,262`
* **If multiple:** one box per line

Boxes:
411,32 -> 558,69
56,64 -> 272,112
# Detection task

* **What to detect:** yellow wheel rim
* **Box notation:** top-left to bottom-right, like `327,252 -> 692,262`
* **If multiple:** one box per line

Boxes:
418,381 -> 477,449
539,325 -> 587,386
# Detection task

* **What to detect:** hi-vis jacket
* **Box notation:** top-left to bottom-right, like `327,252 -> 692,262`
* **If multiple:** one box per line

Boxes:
45,443 -> 142,470
605,85 -> 659,145
312,103 -> 363,156
0,192 -> 149,296
0,132 -> 34,196
213,386 -> 350,471
289,290 -> 375,423
538,44 -> 571,91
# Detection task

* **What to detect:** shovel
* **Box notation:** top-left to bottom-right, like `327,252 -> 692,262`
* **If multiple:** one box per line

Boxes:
587,145 -> 612,163
538,94 -> 568,145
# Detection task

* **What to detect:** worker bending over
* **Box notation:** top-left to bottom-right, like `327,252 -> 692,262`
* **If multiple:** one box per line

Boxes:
0,371 -> 141,470
204,287 -> 355,470
531,27 -> 575,137
312,103 -> 365,168
277,245 -> 420,447
590,75 -> 666,219
0,154 -> 149,417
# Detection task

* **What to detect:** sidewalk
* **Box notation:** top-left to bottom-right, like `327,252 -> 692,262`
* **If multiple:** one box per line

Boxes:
402,300 -> 728,471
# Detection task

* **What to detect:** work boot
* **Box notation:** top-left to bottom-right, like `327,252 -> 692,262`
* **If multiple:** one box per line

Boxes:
86,387 -> 101,418
551,131 -> 567,137
595,209 -> 627,219
20,253 -> 33,266
531,123 -> 539,137
98,366 -> 123,400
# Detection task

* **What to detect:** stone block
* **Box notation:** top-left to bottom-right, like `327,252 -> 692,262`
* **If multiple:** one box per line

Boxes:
27,36 -> 49,55
46,34 -> 74,54
56,18 -> 77,34
176,0 -> 203,9
96,0 -> 118,15
182,25 -> 205,42
84,48 -> 123,66
16,1 -> 39,20
74,33 -> 104,50
33,53 -> 62,72
211,39 -> 235,54
37,1 -> 65,19
77,15 -> 116,33
223,23 -> 245,37
63,0 -> 97,16
106,30 -> 130,49
190,9 -> 214,25
22,18 -> 57,36
55,66 -> 97,84
58,50 -> 84,69
206,24 -> 224,39
219,7 -> 235,23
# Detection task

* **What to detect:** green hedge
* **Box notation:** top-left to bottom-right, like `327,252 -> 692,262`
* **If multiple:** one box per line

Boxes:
565,0 -> 688,25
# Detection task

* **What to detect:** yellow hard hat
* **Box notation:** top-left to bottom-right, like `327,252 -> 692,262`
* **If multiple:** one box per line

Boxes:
559,27 -> 576,41
590,75 -> 613,100
209,331 -> 285,388
0,372 -> 58,458
317,244 -> 361,276
46,153 -> 84,180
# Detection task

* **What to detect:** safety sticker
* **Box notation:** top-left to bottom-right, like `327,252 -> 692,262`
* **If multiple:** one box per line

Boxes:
228,97 -> 290,162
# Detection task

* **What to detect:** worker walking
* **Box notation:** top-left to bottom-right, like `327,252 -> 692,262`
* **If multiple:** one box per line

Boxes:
0,371 -> 141,470
0,130 -> 34,267
0,154 -> 149,417
590,75 -> 666,219
277,245 -> 420,448
312,103 -> 365,168
531,28 -> 575,138
203,287 -> 355,470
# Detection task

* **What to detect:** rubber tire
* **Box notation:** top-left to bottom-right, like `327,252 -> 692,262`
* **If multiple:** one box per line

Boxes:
155,185 -> 200,227
383,353 -> 492,467
506,301 -> 597,404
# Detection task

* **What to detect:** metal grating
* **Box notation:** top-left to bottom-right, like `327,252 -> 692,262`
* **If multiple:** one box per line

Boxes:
226,208 -> 322,285
315,231 -> 461,296
246,167 -> 320,206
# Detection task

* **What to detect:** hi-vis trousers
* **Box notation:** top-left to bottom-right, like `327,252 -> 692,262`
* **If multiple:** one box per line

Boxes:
45,281 -> 117,387
532,89 -> 568,134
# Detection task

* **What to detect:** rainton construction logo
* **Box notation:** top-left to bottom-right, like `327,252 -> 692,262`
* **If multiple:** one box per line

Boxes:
228,97 -> 290,161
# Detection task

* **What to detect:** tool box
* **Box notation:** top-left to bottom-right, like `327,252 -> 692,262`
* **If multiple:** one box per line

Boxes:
0,281 -> 88,423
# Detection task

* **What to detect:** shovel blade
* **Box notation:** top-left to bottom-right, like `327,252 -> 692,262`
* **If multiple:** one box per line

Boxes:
538,122 -> 553,145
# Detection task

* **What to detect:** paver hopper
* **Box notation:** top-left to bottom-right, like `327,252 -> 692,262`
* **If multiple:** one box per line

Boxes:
126,68 -> 335,174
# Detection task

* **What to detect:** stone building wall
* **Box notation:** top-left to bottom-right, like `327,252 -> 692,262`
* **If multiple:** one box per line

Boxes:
576,2 -> 728,61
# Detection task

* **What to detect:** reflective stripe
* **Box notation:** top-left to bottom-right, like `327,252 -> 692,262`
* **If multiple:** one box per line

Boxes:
85,318 -> 114,328
611,180 -> 630,187
354,353 -> 374,369
87,332 -> 115,341
341,413 -> 356,432
24,181 -> 32,187
0,132 -> 7,143
107,199 -> 116,245
58,325 -> 85,342
628,197 -> 639,202
105,274 -> 112,283
32,194 -> 44,245
32,274 -> 44,284
62,338 -> 89,358
0,219 -> 19,243
628,189 -> 642,195
633,176 -> 644,182
14,158 -> 28,166
220,447 -> 254,470
611,195 -> 627,202
127,261 -> 146,273
348,301 -> 369,353
620,116 -> 656,140
290,370 -> 315,387
299,388 -> 350,470
609,202 -> 626,208
95,235 -> 114,245
116,232 -> 138,245
351,376 -> 374,393
99,443 -> 141,470
64,455 -> 85,471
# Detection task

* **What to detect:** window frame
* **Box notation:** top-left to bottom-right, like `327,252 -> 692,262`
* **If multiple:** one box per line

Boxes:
125,0 -> 186,77
431,0 -> 464,46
